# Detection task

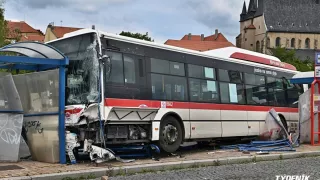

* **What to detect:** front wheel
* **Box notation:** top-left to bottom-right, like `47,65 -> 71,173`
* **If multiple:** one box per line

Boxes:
159,116 -> 183,153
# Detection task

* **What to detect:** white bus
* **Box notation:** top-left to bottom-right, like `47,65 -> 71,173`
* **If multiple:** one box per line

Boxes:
47,29 -> 303,154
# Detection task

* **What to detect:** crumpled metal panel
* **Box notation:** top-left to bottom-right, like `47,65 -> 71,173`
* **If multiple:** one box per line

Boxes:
299,89 -> 318,143
23,115 -> 59,163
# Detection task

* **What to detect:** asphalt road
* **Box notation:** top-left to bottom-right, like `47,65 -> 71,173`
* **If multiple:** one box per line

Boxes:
108,156 -> 320,180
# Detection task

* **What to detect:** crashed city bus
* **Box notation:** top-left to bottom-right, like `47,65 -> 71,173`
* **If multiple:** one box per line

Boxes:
46,29 -> 304,162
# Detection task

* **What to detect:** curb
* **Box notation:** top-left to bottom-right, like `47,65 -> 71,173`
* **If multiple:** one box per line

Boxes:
2,151 -> 320,180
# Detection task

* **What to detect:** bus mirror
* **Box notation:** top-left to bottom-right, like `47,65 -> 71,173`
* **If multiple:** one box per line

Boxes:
99,55 -> 110,63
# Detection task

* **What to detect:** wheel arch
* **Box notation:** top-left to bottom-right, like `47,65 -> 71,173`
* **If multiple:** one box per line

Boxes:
161,112 -> 185,142
278,113 -> 288,130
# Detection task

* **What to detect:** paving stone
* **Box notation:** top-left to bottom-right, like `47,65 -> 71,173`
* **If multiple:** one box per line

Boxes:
108,157 -> 320,180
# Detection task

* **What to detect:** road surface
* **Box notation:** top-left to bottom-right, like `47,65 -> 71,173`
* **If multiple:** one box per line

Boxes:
108,156 -> 320,180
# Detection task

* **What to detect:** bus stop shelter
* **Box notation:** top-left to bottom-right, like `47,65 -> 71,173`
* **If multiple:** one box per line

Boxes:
0,41 -> 68,164
290,71 -> 320,146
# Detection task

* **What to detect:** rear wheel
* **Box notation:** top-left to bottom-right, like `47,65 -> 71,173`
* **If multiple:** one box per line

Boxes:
159,116 -> 183,153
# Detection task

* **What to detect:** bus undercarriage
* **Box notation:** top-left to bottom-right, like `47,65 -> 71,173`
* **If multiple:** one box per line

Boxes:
65,103 -> 159,163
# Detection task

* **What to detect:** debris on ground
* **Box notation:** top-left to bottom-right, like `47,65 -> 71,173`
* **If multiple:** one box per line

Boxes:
220,139 -> 295,152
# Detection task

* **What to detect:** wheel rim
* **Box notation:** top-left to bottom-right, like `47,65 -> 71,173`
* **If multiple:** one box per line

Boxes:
162,124 -> 178,145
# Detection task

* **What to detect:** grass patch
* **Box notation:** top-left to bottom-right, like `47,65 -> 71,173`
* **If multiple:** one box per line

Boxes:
61,173 -> 96,180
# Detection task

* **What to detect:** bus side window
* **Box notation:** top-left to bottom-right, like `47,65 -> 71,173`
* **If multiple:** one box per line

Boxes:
266,77 -> 286,106
218,69 -> 245,104
123,54 -> 136,84
106,51 -> 124,84
244,73 -> 267,105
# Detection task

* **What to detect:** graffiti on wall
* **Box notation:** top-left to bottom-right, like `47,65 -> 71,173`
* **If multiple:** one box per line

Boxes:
24,121 -> 44,134
0,114 -> 23,145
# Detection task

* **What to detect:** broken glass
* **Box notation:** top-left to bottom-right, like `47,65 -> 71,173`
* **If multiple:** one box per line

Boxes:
48,33 -> 100,105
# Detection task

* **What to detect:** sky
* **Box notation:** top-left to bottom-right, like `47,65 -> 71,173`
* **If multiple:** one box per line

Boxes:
3,0 -> 250,44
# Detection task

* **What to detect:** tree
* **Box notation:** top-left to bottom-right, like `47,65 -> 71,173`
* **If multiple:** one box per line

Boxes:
0,1 -> 8,47
270,46 -> 314,72
119,31 -> 154,42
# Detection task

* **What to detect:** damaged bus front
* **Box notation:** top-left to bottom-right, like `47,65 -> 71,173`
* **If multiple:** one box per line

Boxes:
48,30 -> 116,163
48,30 -> 155,163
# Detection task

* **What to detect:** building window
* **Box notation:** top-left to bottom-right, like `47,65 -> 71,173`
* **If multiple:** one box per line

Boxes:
305,38 -> 310,49
275,37 -> 281,47
298,39 -> 302,48
256,41 -> 260,52
291,38 -> 295,48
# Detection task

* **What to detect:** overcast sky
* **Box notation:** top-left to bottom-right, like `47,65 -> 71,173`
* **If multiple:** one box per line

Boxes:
3,0 -> 250,44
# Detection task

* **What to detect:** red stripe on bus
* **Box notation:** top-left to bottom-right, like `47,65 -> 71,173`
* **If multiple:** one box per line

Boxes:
105,98 -> 298,113
230,52 -> 297,71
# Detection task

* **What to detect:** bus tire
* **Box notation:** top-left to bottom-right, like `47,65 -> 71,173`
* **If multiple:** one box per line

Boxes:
159,116 -> 183,153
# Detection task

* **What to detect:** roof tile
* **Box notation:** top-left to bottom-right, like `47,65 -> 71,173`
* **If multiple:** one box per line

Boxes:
50,26 -> 82,38
165,32 -> 234,51
6,21 -> 39,33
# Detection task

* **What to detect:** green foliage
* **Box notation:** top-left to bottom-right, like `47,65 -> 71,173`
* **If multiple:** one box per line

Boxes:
119,31 -> 154,42
0,2 -> 8,47
270,46 -> 314,72
0,1 -> 21,48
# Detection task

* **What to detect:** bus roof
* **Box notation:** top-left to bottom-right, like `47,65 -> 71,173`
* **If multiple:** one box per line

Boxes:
48,28 -> 299,74
205,47 -> 281,62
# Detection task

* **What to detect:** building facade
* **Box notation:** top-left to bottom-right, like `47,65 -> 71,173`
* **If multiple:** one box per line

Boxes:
6,20 -> 45,43
236,0 -> 320,60
165,29 -> 234,52
44,23 -> 82,42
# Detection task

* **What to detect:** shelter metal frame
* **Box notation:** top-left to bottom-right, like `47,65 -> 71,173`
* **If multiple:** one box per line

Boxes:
0,41 -> 69,164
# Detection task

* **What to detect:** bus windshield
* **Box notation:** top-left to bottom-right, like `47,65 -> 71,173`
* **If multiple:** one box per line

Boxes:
48,33 -> 100,105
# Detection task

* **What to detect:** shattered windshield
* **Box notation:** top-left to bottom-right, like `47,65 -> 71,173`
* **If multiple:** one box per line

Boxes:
48,33 -> 100,105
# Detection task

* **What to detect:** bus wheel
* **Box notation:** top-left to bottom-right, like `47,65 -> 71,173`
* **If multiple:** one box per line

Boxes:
159,116 -> 183,153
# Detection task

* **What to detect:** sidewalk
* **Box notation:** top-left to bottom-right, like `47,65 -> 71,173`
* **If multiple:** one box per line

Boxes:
1,145 -> 320,179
